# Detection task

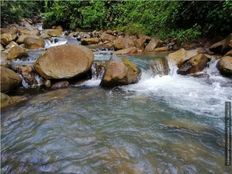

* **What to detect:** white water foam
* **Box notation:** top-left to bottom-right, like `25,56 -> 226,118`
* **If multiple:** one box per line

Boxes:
45,37 -> 67,48
121,60 -> 232,118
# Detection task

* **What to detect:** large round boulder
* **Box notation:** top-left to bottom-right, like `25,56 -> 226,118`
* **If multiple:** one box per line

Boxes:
217,56 -> 232,76
34,45 -> 94,79
0,66 -> 21,92
100,55 -> 141,88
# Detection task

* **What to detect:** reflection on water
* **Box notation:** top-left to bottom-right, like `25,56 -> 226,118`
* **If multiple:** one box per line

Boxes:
1,87 -> 231,173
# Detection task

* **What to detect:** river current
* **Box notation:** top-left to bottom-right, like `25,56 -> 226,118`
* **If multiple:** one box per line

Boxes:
1,36 -> 232,174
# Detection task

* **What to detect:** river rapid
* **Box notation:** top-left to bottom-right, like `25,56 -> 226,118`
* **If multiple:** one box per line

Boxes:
1,35 -> 232,174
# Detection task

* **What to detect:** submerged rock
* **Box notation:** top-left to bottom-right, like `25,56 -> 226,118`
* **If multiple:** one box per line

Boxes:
34,45 -> 94,80
0,92 -> 27,109
100,55 -> 141,88
0,66 -> 21,93
217,56 -> 232,76
24,36 -> 45,49
177,54 -> 209,75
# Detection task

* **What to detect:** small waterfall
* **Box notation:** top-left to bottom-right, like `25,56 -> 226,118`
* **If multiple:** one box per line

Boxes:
149,58 -> 170,76
16,66 -> 44,89
76,61 -> 106,87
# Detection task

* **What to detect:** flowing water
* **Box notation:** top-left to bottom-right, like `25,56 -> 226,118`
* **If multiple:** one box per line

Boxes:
1,38 -> 232,173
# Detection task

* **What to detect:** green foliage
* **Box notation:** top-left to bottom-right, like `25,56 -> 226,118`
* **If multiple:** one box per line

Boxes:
1,0 -> 231,42
0,0 -> 41,25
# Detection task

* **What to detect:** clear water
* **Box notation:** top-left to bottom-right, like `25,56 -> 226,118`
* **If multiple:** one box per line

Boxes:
1,49 -> 232,173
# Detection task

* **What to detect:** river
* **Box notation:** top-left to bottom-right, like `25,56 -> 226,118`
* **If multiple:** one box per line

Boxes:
1,35 -> 232,174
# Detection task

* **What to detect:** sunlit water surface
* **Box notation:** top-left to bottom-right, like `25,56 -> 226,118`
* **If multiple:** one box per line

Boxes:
1,41 -> 232,173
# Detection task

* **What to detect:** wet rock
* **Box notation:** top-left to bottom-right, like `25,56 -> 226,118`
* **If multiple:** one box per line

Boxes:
5,41 -> 18,49
68,31 -> 79,37
144,38 -> 162,52
4,45 -> 27,60
81,38 -> 100,45
24,36 -> 45,49
19,18 -> 34,29
16,34 -> 29,44
0,52 -> 10,66
100,55 -> 141,88
0,44 -> 4,51
0,92 -> 27,109
217,56 -> 232,76
0,66 -> 21,92
43,28 -> 63,38
17,65 -> 37,86
114,47 -> 138,55
134,35 -> 151,49
113,36 -> 135,50
167,48 -> 202,66
225,50 -> 232,56
45,80 -> 51,88
34,45 -> 93,79
0,33 -> 17,45
78,32 -> 91,39
100,32 -> 116,42
18,27 -> 39,36
105,30 -> 116,35
209,34 -> 232,54
154,46 -> 169,52
51,81 -> 69,89
92,61 -> 106,78
1,25 -> 18,35
177,54 -> 209,75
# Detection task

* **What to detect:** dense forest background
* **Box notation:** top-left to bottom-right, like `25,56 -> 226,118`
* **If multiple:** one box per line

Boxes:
1,0 -> 232,41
